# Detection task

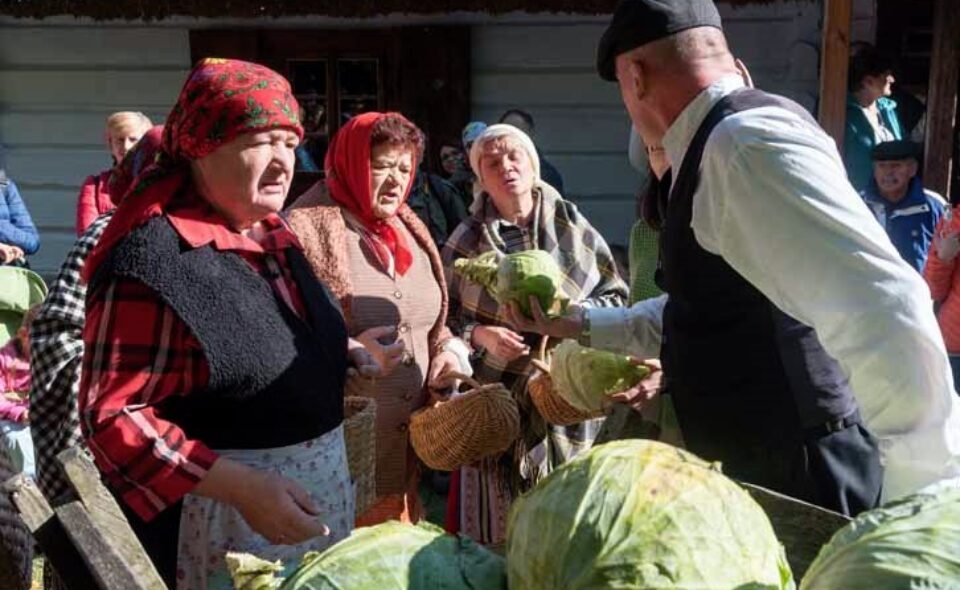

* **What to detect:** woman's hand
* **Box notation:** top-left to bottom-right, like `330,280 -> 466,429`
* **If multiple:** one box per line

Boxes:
195,459 -> 329,546
473,325 -> 530,362
504,297 -> 583,340
935,231 -> 960,262
427,350 -> 461,395
609,358 -> 663,411
347,338 -> 381,379
354,326 -> 406,376
0,243 -> 24,264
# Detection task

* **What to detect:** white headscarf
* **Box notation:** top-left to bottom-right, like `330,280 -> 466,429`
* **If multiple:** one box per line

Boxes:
468,124 -> 542,214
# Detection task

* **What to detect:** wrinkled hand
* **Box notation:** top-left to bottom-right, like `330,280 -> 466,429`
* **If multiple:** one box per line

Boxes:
503,296 -> 583,340
354,326 -> 405,377
427,350 -> 461,395
609,358 -> 663,411
347,338 -> 381,379
232,468 -> 329,545
0,244 -> 24,264
936,231 -> 960,262
473,325 -> 530,362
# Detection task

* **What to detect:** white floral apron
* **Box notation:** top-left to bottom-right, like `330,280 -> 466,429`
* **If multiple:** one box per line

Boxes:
175,425 -> 354,590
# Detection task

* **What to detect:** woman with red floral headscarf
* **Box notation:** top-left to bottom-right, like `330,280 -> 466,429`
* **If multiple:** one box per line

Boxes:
286,112 -> 472,526
79,59 -> 376,588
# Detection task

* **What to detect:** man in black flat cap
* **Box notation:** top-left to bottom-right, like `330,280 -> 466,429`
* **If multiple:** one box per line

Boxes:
861,140 -> 946,273
509,0 -> 960,514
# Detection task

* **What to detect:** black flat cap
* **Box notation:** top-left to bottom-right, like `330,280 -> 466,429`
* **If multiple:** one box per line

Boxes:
872,140 -> 921,161
597,0 -> 723,81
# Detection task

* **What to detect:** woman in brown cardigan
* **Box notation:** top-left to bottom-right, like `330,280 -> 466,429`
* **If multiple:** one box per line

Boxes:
286,112 -> 472,526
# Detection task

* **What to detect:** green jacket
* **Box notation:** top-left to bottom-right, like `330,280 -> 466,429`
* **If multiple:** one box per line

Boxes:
843,95 -> 902,192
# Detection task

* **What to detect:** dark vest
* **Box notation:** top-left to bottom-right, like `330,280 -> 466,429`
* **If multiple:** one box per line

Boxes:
91,216 -> 348,450
656,89 -> 859,449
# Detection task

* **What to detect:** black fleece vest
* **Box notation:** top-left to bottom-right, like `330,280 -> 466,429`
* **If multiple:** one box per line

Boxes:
91,216 -> 347,449
656,88 -> 858,445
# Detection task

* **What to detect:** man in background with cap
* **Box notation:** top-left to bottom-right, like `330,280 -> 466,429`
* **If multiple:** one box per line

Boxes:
510,0 -> 960,514
862,140 -> 945,273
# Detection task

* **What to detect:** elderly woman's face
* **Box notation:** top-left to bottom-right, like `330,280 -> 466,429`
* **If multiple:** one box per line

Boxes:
369,142 -> 414,220
479,137 -> 535,203
108,124 -> 147,163
192,129 -> 299,228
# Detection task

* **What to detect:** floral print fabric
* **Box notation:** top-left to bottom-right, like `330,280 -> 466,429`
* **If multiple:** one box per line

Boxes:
175,425 -> 353,590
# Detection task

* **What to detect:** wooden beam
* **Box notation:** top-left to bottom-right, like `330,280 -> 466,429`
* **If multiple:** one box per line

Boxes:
58,448 -> 166,589
817,0 -> 853,146
741,482 -> 850,578
4,475 -> 101,590
924,0 -> 960,198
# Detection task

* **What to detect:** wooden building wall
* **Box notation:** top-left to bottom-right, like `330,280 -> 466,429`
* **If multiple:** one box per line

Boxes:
1,1 -> 823,277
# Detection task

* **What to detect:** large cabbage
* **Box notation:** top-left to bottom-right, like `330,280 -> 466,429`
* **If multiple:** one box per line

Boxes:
800,484 -> 960,589
453,249 -> 562,317
278,521 -> 506,590
551,339 -> 650,413
507,440 -> 795,590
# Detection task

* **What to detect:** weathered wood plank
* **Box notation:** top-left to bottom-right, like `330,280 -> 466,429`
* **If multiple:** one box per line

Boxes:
3,475 -> 101,590
817,0 -> 852,147
741,482 -> 850,578
472,71 -> 623,107
471,106 -> 631,154
0,27 -> 189,68
0,111 -> 168,148
56,501 -> 164,590
923,0 -> 959,198
5,147 -> 108,187
58,448 -> 166,589
0,69 -> 187,109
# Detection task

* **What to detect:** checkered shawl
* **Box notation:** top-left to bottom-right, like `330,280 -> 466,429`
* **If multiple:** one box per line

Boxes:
29,213 -> 111,502
442,182 -> 628,389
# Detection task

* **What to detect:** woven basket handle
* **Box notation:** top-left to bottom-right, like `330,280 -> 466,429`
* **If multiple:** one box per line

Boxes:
529,335 -> 550,373
440,370 -> 483,391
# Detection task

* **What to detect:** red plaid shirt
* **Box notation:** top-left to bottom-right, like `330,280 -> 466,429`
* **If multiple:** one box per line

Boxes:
79,203 -> 306,521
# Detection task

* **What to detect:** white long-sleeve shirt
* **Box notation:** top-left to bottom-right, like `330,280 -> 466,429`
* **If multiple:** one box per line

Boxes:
589,75 -> 960,502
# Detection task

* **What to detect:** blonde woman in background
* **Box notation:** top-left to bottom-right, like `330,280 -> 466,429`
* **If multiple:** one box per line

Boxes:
75,111 -> 153,235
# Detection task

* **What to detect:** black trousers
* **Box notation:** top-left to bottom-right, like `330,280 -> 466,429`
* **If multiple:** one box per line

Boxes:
679,414 -> 883,517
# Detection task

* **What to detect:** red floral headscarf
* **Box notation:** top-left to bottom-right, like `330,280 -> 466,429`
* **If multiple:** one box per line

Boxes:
84,58 -> 303,281
325,112 -> 418,276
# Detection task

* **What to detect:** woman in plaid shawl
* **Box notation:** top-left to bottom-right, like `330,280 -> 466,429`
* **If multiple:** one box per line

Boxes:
441,124 -> 627,545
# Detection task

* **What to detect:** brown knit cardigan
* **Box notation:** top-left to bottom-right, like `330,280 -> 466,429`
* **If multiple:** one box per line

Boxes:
284,181 -> 453,353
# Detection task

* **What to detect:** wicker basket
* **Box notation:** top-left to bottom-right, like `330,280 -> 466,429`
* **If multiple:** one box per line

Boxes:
409,372 -> 520,471
528,336 -> 605,426
343,396 -> 377,518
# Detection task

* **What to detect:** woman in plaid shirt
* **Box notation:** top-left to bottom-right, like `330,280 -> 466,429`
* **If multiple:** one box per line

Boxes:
78,59 -> 377,588
441,124 -> 628,545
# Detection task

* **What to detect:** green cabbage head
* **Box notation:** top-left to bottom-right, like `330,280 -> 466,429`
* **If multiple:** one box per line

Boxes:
800,485 -> 960,589
494,250 -> 561,317
453,249 -> 562,318
506,440 -> 795,590
551,339 -> 651,413
278,521 -> 506,590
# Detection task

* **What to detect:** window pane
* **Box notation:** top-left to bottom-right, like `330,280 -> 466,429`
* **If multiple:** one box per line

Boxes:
287,59 -> 328,172
338,58 -> 379,124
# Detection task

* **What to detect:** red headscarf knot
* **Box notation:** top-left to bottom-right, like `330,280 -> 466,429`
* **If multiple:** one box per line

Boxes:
324,112 -> 419,276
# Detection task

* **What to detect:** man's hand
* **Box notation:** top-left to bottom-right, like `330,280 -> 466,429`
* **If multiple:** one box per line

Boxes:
936,231 -> 960,262
503,296 -> 583,340
609,358 -> 663,411
473,325 -> 530,362
354,326 -> 405,376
